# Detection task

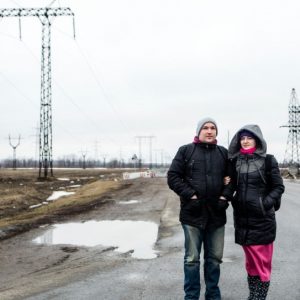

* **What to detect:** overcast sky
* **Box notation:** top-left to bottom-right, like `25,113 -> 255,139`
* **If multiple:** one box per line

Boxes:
0,0 -> 299,163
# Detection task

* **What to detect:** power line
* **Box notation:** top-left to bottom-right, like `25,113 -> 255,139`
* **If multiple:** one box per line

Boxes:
19,38 -> 124,147
47,0 -> 58,7
10,1 -> 21,8
0,7 -> 138,161
135,135 -> 155,169
0,6 -> 75,178
0,70 -> 38,107
49,24 -> 133,137
0,38 -> 124,157
74,41 -> 132,134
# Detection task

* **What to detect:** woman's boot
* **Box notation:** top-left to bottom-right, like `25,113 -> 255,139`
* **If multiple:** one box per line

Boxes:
254,280 -> 270,300
247,275 -> 260,300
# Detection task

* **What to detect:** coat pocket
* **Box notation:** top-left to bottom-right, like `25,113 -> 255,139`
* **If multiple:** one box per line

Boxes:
245,195 -> 266,217
217,199 -> 229,210
259,197 -> 266,216
181,198 -> 203,216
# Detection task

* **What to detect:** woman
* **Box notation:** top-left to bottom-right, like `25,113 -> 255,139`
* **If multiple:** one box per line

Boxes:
227,124 -> 284,300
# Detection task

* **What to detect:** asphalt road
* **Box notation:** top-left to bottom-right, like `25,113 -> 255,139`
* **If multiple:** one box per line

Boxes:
2,178 -> 300,300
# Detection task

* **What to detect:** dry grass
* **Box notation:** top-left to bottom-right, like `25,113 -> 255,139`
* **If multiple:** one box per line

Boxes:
0,180 -> 121,227
0,168 -> 132,233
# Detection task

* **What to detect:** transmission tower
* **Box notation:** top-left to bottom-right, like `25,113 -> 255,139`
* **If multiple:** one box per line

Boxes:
154,149 -> 164,168
0,7 -> 75,178
8,134 -> 21,170
281,88 -> 300,168
80,150 -> 88,169
135,135 -> 155,169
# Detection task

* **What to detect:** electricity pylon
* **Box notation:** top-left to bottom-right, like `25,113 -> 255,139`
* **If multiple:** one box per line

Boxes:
135,135 -> 155,169
80,150 -> 88,169
0,7 -> 75,178
8,134 -> 21,170
281,88 -> 300,169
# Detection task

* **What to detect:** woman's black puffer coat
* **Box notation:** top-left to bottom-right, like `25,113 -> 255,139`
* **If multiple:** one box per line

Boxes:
228,125 -> 285,246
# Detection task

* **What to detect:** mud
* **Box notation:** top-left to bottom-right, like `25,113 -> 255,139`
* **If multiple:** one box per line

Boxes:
0,168 -> 132,240
0,175 -> 175,300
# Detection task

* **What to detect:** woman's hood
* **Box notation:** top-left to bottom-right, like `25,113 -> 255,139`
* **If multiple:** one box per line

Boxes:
228,124 -> 267,159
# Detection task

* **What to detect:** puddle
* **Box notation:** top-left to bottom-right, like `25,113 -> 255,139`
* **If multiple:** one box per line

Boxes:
118,200 -> 139,205
57,178 -> 70,181
47,191 -> 75,201
69,185 -> 81,188
33,220 -> 158,259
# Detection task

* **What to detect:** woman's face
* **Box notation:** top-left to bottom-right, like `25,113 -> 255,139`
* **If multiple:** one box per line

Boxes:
240,136 -> 256,149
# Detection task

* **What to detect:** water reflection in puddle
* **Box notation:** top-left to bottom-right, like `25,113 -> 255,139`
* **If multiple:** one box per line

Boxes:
118,200 -> 139,205
33,220 -> 158,259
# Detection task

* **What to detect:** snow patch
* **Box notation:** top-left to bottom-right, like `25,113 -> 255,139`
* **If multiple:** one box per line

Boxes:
29,204 -> 42,209
47,191 -> 75,201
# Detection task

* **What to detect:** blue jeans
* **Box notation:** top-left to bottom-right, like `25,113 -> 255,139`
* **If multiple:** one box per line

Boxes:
182,224 -> 225,300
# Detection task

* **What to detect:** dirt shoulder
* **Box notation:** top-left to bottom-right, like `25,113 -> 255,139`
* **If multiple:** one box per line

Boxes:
0,168 -> 134,240
0,176 -> 173,300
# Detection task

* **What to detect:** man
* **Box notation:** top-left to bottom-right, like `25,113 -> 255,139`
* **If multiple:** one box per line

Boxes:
167,117 -> 230,300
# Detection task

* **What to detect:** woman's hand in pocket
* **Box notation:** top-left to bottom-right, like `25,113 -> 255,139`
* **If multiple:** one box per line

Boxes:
223,176 -> 231,185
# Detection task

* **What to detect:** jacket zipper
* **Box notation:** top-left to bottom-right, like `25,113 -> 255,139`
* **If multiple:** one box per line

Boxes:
189,160 -> 194,179
244,156 -> 250,242
259,196 -> 266,216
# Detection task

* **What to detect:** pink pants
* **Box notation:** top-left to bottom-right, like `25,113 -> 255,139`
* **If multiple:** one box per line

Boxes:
242,243 -> 274,282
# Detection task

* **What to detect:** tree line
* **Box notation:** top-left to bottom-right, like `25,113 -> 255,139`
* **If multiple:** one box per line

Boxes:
0,158 -> 169,169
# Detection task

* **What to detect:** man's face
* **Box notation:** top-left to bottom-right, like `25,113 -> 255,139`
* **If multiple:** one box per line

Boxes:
198,122 -> 217,143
